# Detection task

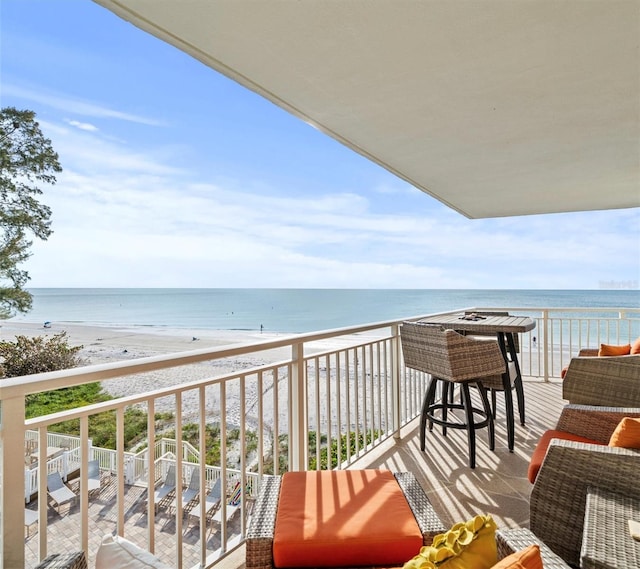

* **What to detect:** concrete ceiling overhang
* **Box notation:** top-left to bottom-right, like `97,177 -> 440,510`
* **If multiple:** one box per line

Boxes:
93,0 -> 640,218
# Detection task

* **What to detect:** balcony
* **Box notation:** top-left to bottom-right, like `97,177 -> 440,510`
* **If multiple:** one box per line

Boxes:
3,306 -> 639,568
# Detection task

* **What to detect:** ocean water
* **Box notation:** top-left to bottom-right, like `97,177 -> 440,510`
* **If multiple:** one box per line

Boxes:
7,288 -> 640,334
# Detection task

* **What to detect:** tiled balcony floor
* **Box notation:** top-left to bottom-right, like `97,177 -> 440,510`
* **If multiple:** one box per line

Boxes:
25,378 -> 565,569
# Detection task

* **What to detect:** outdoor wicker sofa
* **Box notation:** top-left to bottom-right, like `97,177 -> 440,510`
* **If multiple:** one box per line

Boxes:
496,529 -> 571,569
562,353 -> 640,406
529,404 -> 640,567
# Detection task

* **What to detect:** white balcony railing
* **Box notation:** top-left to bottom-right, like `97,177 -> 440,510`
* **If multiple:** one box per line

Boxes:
2,306 -> 638,568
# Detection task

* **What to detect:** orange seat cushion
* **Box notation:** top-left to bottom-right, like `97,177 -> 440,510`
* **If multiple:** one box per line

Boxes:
273,470 -> 423,567
528,430 -> 602,483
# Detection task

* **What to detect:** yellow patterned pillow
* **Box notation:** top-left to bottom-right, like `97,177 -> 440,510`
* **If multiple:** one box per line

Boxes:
403,514 -> 497,569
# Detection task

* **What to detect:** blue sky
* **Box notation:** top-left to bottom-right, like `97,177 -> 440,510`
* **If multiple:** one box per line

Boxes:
2,1 -> 639,290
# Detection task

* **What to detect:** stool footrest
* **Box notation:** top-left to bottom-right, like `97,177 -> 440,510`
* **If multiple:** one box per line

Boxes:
427,402 -> 492,430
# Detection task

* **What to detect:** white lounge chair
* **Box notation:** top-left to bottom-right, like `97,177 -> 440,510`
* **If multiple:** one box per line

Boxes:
88,459 -> 102,494
25,508 -> 38,536
211,481 -> 242,524
172,468 -> 200,512
211,502 -> 240,524
186,478 -> 222,528
152,464 -> 176,510
47,472 -> 76,513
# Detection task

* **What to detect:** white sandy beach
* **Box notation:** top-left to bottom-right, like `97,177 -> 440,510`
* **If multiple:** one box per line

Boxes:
2,319 -> 285,395
1,320 -> 375,428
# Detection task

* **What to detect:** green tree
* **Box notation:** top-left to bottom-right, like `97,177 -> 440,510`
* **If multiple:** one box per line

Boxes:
0,107 -> 61,318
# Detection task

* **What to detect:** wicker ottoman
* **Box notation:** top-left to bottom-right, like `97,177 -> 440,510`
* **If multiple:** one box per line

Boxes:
246,471 -> 446,569
496,528 -> 571,569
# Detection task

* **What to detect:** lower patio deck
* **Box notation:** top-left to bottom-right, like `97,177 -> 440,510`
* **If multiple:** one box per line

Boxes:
25,377 -> 565,569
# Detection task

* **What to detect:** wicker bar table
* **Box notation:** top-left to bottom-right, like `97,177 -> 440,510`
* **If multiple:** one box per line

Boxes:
581,487 -> 640,569
417,313 -> 535,451
246,471 -> 446,569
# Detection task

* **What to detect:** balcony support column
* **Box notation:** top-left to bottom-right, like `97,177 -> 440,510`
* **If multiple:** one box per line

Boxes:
290,342 -> 307,471
1,395 -> 26,568
542,310 -> 549,382
391,323 -> 401,440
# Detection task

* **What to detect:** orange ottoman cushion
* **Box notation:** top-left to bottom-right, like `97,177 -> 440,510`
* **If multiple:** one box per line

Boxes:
273,470 -> 423,567
527,430 -> 602,483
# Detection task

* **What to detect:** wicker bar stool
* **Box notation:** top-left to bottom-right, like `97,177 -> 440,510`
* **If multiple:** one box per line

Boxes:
399,322 -> 506,468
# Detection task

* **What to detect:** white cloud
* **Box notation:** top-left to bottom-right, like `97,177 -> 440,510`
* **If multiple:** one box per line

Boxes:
3,83 -> 165,126
12,107 -> 639,290
39,120 -> 185,177
67,119 -> 98,132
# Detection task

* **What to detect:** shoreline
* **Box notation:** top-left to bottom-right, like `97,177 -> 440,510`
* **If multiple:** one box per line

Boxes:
1,321 -> 293,417
1,321 -> 371,425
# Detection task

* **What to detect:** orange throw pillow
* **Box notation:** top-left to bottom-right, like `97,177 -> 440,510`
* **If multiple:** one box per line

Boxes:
608,417 -> 640,449
631,337 -> 640,355
491,545 -> 543,569
598,343 -> 631,356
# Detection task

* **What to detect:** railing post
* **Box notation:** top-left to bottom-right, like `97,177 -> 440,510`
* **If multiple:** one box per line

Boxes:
24,469 -> 30,503
1,395 -> 26,568
62,450 -> 69,480
542,310 -> 550,382
391,323 -> 402,440
290,342 -> 307,471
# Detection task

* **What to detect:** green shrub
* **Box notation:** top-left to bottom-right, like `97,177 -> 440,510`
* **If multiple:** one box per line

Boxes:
0,332 -> 85,377
1,331 -> 168,451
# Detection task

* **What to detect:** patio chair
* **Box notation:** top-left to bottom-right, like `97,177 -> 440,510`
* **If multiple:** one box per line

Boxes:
562,353 -> 640,407
529,404 -> 640,566
185,478 -> 222,530
560,335 -> 639,377
47,471 -> 77,514
88,459 -> 102,495
152,464 -> 176,511
399,322 -> 506,468
25,508 -> 38,537
462,311 -> 524,424
172,468 -> 200,513
212,480 -> 242,524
